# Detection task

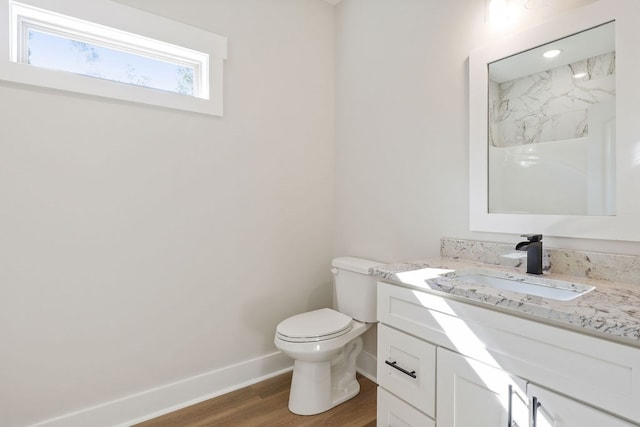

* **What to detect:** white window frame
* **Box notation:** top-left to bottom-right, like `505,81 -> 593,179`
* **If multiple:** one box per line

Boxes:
0,0 -> 227,116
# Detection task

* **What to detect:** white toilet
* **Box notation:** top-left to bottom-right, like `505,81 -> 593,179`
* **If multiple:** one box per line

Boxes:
274,256 -> 382,415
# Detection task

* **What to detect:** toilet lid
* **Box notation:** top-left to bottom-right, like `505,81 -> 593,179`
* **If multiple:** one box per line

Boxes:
276,308 -> 353,343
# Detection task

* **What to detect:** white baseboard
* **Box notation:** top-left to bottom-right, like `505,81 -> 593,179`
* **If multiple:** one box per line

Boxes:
28,352 -> 293,427
357,349 -> 377,384
28,349 -> 377,427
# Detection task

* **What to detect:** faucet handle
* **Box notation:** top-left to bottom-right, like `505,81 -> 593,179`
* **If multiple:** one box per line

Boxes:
521,234 -> 542,242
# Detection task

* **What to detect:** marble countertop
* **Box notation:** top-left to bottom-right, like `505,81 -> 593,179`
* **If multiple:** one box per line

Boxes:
371,257 -> 640,347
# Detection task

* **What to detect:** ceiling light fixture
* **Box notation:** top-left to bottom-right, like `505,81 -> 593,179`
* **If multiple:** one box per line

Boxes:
542,49 -> 562,58
572,72 -> 588,79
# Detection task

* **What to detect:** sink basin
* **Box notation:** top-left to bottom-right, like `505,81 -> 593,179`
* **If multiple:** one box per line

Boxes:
445,269 -> 595,301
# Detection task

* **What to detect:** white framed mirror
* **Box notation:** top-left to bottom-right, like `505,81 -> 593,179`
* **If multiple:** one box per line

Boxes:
469,0 -> 640,241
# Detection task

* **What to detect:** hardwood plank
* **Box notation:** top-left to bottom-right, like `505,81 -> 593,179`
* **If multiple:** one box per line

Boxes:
135,372 -> 377,426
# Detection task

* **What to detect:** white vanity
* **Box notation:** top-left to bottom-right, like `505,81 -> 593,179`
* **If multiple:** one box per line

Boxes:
373,240 -> 640,427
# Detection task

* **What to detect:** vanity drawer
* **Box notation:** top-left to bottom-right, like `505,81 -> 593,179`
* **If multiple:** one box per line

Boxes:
377,323 -> 436,416
377,387 -> 435,427
377,280 -> 451,344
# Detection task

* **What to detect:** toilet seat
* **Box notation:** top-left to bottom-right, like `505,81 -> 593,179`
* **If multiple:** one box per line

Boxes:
276,308 -> 353,343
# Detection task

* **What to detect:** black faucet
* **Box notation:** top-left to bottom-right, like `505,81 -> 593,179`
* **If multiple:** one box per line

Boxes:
515,234 -> 543,275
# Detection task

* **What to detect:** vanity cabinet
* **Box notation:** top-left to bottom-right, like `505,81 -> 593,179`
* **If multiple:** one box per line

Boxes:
376,281 -> 640,427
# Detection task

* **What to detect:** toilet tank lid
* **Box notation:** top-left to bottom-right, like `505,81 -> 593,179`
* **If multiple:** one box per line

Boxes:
332,257 -> 383,274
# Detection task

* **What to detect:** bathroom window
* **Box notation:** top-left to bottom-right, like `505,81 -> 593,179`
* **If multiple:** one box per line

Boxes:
1,0 -> 227,115
23,27 -> 201,97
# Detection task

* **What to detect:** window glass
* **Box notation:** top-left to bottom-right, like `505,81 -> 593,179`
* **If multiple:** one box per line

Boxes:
27,29 -> 195,96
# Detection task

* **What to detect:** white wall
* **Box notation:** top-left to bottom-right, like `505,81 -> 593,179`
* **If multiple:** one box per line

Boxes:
334,0 -> 482,262
0,1 -> 335,425
334,0 -> 640,263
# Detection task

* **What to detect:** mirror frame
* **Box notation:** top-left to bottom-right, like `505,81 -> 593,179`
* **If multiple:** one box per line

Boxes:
469,0 -> 640,242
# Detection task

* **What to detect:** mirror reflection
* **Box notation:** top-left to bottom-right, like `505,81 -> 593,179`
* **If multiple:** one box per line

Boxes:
488,22 -> 616,216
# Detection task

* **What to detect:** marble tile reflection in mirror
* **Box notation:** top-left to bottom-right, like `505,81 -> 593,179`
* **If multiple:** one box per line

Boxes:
488,22 -> 615,216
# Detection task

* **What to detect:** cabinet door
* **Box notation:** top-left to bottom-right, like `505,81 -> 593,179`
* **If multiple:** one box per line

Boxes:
528,384 -> 637,427
437,348 -> 528,427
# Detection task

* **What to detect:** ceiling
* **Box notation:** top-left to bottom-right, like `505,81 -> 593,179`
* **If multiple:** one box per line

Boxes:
489,21 -> 615,82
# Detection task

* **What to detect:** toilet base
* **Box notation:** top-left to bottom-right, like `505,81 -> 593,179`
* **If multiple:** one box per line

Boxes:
288,337 -> 363,415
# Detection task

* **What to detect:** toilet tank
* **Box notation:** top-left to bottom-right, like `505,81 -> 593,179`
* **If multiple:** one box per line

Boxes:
331,257 -> 383,323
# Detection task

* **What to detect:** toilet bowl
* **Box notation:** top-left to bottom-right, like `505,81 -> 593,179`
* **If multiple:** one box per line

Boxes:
275,308 -> 373,415
274,257 -> 382,416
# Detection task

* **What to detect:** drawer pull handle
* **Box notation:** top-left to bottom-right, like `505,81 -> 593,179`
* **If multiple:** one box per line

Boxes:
507,385 -> 513,427
530,396 -> 541,427
385,360 -> 417,378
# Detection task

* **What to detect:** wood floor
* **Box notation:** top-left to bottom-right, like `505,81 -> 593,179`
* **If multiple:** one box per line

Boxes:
134,372 -> 377,427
